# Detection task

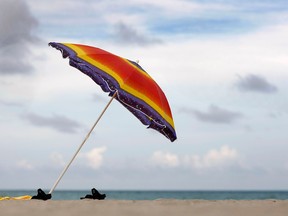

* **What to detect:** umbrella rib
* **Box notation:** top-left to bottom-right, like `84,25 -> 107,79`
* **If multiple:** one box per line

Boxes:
116,93 -> 166,129
118,98 -> 173,140
48,91 -> 117,195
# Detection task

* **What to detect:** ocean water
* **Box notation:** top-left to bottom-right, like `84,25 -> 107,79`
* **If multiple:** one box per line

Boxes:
1,190 -> 288,200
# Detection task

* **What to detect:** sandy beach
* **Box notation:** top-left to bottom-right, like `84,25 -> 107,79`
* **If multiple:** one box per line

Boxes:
0,199 -> 287,216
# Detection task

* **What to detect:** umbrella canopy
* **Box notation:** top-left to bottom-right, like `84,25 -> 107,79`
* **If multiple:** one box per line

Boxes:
49,42 -> 176,142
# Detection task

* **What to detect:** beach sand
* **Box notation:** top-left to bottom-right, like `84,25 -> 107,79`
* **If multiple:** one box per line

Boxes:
0,199 -> 287,216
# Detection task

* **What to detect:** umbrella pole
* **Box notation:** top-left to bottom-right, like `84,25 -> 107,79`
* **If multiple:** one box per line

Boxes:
48,92 -> 117,195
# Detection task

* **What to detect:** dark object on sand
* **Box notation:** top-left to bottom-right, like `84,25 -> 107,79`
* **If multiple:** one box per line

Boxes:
31,188 -> 52,201
80,188 -> 106,200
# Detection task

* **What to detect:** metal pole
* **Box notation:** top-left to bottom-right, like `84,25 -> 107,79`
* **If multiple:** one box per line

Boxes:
49,92 -> 117,194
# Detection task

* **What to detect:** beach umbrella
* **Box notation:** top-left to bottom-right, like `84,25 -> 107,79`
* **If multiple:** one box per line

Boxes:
0,43 -> 176,201
50,42 -> 177,196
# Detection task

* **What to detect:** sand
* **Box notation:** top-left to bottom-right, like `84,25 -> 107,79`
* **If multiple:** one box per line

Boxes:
0,200 -> 287,216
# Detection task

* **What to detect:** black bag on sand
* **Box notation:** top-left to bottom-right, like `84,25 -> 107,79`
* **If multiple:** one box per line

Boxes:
80,188 -> 106,200
31,188 -> 52,201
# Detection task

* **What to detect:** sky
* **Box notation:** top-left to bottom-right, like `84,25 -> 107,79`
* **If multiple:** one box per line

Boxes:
0,0 -> 288,191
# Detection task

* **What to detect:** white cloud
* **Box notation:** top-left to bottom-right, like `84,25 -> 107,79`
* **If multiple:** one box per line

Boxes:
17,159 -> 34,170
136,24 -> 288,86
185,146 -> 239,169
151,146 -> 239,170
83,147 -> 107,170
151,151 -> 180,168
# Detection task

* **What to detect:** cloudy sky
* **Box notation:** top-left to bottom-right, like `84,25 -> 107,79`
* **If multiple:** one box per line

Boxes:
1,0 -> 288,191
